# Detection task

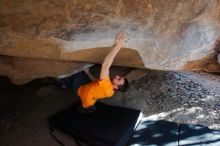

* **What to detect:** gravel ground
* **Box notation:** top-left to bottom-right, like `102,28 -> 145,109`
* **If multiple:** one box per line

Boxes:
105,70 -> 220,130
0,68 -> 219,146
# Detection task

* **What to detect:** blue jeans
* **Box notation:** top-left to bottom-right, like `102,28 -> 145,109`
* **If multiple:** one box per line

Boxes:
59,71 -> 91,98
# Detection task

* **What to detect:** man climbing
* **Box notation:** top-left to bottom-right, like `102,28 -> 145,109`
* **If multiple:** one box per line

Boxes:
58,31 -> 128,111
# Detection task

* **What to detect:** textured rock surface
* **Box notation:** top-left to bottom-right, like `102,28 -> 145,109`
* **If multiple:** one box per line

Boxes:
0,56 -> 89,84
0,0 -> 220,84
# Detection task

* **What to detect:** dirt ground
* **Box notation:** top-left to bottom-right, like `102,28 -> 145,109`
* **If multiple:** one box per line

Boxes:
0,66 -> 220,146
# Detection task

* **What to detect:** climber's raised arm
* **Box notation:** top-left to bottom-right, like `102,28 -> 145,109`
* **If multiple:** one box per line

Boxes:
100,31 -> 125,80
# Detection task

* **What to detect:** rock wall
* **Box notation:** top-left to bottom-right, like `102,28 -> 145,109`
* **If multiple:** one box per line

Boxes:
0,0 -> 220,84
0,55 -> 89,84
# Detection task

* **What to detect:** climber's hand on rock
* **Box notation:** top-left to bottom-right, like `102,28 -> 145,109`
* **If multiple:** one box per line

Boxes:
115,31 -> 125,48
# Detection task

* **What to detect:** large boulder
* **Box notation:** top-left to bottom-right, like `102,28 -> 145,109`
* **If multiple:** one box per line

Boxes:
0,0 -> 220,84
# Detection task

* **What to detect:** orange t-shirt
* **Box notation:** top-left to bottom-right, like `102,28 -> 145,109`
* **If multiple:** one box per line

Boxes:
77,76 -> 115,108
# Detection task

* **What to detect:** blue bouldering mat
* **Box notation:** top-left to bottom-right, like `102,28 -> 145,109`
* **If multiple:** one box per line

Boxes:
179,124 -> 220,146
49,102 -> 142,146
128,120 -> 220,146
128,120 -> 179,146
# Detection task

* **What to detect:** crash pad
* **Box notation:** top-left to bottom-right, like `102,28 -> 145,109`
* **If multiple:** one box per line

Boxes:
49,102 -> 142,146
128,120 -> 220,146
128,120 -> 179,146
179,124 -> 220,146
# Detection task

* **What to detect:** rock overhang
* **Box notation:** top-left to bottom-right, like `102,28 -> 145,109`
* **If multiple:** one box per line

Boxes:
0,0 -> 220,84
